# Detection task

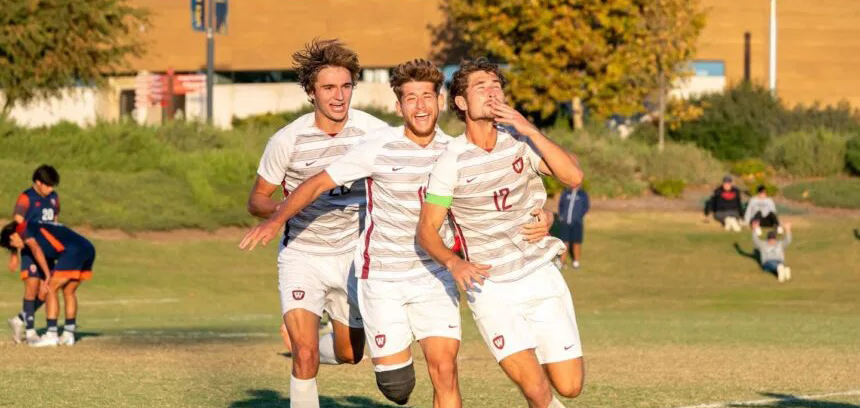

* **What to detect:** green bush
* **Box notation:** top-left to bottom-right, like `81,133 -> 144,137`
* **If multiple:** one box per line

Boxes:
764,128 -> 849,177
783,179 -> 860,209
846,135 -> 860,175
730,158 -> 771,178
651,179 -> 686,198
641,142 -> 725,185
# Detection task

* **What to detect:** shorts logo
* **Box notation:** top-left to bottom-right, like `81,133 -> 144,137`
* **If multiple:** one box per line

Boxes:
29,264 -> 37,273
512,157 -> 524,174
291,290 -> 305,301
375,334 -> 386,348
493,335 -> 505,350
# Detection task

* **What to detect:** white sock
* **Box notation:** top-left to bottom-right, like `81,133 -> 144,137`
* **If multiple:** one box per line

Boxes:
374,358 -> 413,372
289,375 -> 320,408
318,332 -> 339,365
548,396 -> 567,408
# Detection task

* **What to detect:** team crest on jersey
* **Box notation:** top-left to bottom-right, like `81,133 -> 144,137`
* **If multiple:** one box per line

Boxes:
51,199 -> 57,206
35,202 -> 41,207
291,290 -> 305,300
375,334 -> 386,348
493,335 -> 505,350
512,157 -> 524,174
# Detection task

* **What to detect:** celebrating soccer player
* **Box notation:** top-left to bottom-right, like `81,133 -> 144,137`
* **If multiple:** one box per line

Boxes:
417,58 -> 586,408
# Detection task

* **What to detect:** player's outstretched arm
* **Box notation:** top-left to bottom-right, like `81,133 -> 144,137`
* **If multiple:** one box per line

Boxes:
239,172 -> 337,251
417,201 -> 489,291
490,100 -> 583,188
246,176 -> 282,219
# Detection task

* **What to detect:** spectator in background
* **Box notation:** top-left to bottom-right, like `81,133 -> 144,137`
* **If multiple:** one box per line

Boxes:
558,186 -> 589,269
752,221 -> 792,283
705,175 -> 743,232
745,185 -> 781,236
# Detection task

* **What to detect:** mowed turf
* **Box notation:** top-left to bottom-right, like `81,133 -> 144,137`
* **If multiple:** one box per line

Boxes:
0,212 -> 858,408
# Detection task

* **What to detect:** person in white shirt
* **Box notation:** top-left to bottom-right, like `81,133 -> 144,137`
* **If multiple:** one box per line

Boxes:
244,39 -> 389,408
417,58 -> 585,408
744,185 -> 781,236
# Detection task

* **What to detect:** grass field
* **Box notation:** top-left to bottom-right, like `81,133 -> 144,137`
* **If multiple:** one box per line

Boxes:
1,212 -> 858,408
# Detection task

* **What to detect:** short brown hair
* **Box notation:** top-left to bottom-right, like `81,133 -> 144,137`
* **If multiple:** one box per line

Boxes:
389,59 -> 444,100
292,38 -> 361,95
448,58 -> 507,121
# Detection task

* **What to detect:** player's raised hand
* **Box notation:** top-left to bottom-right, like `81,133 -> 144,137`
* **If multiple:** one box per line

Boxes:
445,257 -> 490,292
239,220 -> 282,251
522,207 -> 553,243
489,99 -> 539,136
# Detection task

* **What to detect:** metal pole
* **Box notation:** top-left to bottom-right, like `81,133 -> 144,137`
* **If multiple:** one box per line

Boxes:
769,0 -> 777,93
206,0 -> 215,124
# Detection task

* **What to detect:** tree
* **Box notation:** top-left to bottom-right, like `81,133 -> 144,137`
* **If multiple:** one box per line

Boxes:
440,0 -> 705,131
0,0 -> 148,114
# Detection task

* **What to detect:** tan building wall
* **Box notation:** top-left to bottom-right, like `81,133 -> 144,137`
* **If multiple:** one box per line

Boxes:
128,0 -> 444,72
697,0 -> 860,108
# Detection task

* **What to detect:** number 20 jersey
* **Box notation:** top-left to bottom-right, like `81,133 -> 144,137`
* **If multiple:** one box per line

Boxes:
426,129 -> 565,282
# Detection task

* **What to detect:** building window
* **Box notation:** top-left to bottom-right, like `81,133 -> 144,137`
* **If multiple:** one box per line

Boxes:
119,89 -> 136,118
692,60 -> 725,77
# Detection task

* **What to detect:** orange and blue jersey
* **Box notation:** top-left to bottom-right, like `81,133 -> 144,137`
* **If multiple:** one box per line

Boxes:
19,221 -> 95,281
13,188 -> 59,234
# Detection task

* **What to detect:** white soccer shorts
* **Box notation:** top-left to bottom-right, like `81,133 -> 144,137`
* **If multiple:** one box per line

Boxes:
467,262 -> 583,364
277,245 -> 363,328
358,272 -> 461,358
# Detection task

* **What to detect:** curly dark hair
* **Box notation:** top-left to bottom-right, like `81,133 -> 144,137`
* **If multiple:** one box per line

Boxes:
447,58 -> 507,121
292,38 -> 361,97
389,59 -> 444,100
0,222 -> 18,253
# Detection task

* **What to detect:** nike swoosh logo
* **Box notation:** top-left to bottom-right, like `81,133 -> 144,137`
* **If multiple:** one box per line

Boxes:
466,177 -> 477,183
305,161 -> 317,166
564,344 -> 575,350
392,167 -> 404,171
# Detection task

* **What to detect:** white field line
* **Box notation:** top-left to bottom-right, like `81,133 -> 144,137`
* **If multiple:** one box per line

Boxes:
675,389 -> 860,408
0,298 -> 179,307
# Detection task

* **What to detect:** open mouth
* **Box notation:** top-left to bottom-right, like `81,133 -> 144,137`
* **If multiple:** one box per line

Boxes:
330,102 -> 346,113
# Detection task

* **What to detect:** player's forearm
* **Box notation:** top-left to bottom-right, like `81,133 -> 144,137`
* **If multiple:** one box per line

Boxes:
524,129 -> 583,187
26,241 -> 51,280
417,223 -> 460,270
247,194 -> 280,218
268,175 -> 334,226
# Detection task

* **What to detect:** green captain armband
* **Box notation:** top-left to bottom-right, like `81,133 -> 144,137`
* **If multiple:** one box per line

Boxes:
424,193 -> 453,208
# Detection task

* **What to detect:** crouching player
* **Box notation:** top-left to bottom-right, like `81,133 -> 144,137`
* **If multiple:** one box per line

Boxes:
1,221 -> 95,347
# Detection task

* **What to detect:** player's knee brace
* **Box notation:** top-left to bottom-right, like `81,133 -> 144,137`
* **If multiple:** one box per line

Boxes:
374,360 -> 415,405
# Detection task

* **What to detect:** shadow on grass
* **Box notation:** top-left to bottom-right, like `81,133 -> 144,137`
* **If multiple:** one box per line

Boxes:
854,229 -> 860,240
228,389 -> 400,408
733,242 -> 776,279
728,391 -> 860,407
76,331 -> 102,341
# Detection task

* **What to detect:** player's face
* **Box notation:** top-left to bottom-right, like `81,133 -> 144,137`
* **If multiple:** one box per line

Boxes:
396,81 -> 441,138
458,70 -> 505,121
33,180 -> 53,196
311,66 -> 354,123
722,182 -> 732,190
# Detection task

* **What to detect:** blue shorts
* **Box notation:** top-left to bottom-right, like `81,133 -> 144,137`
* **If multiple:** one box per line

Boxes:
559,221 -> 584,244
19,252 -> 54,281
54,238 -> 96,281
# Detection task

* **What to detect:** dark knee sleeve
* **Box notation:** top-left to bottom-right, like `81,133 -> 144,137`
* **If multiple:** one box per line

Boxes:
375,363 -> 416,405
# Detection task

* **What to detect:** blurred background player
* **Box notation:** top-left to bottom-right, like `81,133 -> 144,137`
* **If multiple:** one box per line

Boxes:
244,39 -> 388,408
418,59 -> 585,408
745,185 -> 782,236
1,220 -> 95,346
704,175 -> 744,232
7,164 -> 61,344
557,186 -> 589,269
752,221 -> 793,283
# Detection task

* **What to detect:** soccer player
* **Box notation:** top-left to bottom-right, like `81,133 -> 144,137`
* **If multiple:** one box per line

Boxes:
245,39 -> 388,408
241,59 -> 554,407
1,220 -> 94,347
417,58 -> 585,408
7,164 -> 61,344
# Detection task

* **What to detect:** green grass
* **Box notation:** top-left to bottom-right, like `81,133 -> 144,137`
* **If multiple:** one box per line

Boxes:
783,178 -> 860,209
1,212 -> 858,407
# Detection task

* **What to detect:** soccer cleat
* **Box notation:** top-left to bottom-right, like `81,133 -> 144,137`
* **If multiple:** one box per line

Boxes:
7,316 -> 24,344
754,226 -> 763,236
29,332 -> 59,347
59,331 -> 76,346
784,266 -> 792,281
25,330 -> 40,344
572,261 -> 581,269
777,226 -> 785,234
776,264 -> 787,283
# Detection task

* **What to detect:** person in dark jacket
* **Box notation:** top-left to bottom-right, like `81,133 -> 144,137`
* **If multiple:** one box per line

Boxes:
558,187 -> 589,269
705,175 -> 744,232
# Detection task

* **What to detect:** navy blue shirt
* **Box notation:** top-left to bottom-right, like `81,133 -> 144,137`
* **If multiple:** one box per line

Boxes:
557,188 -> 589,224
13,187 -> 59,235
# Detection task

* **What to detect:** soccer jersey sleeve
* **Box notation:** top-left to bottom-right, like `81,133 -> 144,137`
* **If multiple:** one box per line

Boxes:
523,138 -> 547,176
325,138 -> 381,186
13,193 -> 29,219
425,150 -> 459,208
256,131 -> 295,186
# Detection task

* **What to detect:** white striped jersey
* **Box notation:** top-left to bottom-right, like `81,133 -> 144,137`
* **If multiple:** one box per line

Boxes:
426,128 -> 565,282
325,126 -> 456,281
256,109 -> 390,255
